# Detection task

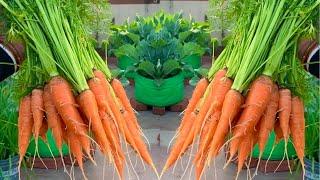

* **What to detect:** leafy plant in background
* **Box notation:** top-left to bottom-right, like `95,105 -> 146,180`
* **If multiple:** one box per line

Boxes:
0,77 -> 18,160
136,29 -> 183,65
0,6 -> 8,35
108,10 -> 211,56
77,0 -> 112,48
304,74 -> 320,163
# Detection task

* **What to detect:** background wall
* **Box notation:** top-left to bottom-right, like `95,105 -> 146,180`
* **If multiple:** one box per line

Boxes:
110,0 -> 209,24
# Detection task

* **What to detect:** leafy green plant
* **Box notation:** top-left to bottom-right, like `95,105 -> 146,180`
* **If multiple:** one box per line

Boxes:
136,29 -> 183,65
76,0 -> 112,48
136,59 -> 182,86
304,74 -> 320,162
108,11 -> 211,56
181,42 -> 206,58
0,76 -> 19,160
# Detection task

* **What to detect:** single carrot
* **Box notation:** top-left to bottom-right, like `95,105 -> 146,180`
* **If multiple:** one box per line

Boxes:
111,78 -> 140,129
258,84 -> 279,154
48,76 -> 87,135
179,78 -> 209,130
289,96 -> 305,173
39,119 -> 48,142
18,95 -> 34,164
77,89 -> 112,159
207,89 -> 244,160
43,85 -> 64,151
88,77 -> 109,112
31,89 -> 45,141
48,76 -> 92,160
278,88 -> 292,141
233,75 -> 273,139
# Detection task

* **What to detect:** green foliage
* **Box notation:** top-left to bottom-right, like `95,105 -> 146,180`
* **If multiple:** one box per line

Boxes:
136,29 -> 183,65
114,44 -> 139,63
136,59 -> 182,86
182,42 -> 206,58
108,10 -> 210,56
0,76 -> 19,160
77,0 -> 112,48
304,74 -> 320,162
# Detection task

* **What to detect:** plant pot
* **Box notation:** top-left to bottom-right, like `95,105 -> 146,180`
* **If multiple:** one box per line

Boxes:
251,131 -> 296,160
0,156 -> 19,180
134,73 -> 184,107
27,129 -> 69,158
305,158 -> 320,180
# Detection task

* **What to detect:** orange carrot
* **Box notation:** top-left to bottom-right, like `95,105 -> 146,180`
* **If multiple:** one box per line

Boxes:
195,149 -> 208,180
199,113 -> 213,147
236,131 -> 257,179
163,112 -> 197,172
88,77 -> 109,112
207,89 -> 244,159
112,150 -> 124,180
18,95 -> 34,164
274,120 -> 283,143
48,76 -> 91,159
123,110 -> 154,167
179,78 -> 209,130
111,78 -> 140,129
39,119 -> 48,142
278,88 -> 291,141
77,89 -> 112,159
31,89 -> 44,141
233,75 -> 273,139
258,84 -> 279,154
289,96 -> 305,172
99,111 -> 125,160
48,76 -> 87,135
43,85 -> 64,150
194,111 -> 220,163
65,129 -> 86,179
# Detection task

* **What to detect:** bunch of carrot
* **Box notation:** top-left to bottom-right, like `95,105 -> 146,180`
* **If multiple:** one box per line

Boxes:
1,0 -> 155,179
163,0 -> 319,179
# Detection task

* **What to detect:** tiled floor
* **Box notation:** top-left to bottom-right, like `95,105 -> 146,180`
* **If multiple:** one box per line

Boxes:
22,85 -> 300,180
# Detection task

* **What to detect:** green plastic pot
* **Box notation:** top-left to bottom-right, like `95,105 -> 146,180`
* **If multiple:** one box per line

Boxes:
117,56 -> 135,78
134,73 -> 184,107
251,131 -> 296,160
27,129 -> 69,158
182,54 -> 201,78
